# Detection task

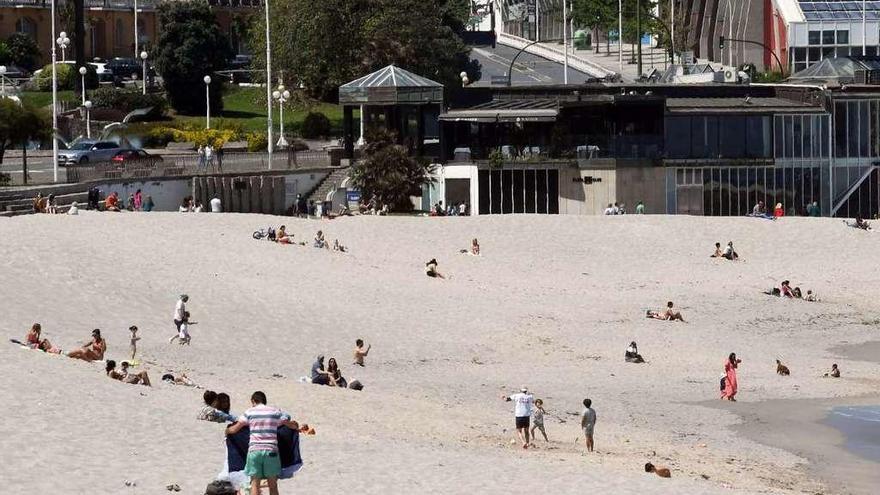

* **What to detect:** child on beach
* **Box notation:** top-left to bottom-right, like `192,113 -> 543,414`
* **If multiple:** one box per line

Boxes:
824,364 -> 840,378
581,398 -> 596,452
353,339 -> 371,367
425,259 -> 446,279
645,462 -> 671,478
129,325 -> 140,361
531,399 -> 548,443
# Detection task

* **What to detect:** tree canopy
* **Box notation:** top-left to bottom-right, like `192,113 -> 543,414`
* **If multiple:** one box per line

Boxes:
251,0 -> 480,101
0,98 -> 50,167
153,1 -> 232,115
0,34 -> 42,71
349,128 -> 436,212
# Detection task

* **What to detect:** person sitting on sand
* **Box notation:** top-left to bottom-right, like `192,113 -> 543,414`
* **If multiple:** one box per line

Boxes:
710,242 -> 723,258
471,238 -> 480,256
773,202 -> 785,218
645,462 -> 671,478
625,341 -> 645,363
852,216 -> 871,230
353,339 -> 371,367
119,361 -> 151,386
792,287 -> 803,299
722,241 -> 738,261
751,201 -> 766,217
804,290 -> 817,302
161,373 -> 197,387
824,363 -> 841,378
24,323 -> 62,354
326,358 -> 348,388
32,193 -> 46,213
314,230 -> 329,249
276,225 -> 293,244
67,329 -> 107,362
646,301 -> 684,321
198,390 -> 236,422
780,280 -> 794,298
105,360 -> 151,386
426,259 -> 446,279
67,201 -> 79,215
46,194 -> 58,214
310,355 -> 331,385
332,239 -> 347,252
105,192 -> 121,212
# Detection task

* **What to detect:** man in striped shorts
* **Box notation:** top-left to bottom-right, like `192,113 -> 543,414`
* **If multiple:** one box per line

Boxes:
226,391 -> 299,495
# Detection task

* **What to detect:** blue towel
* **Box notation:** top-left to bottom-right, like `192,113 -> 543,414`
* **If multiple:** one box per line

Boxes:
226,426 -> 303,479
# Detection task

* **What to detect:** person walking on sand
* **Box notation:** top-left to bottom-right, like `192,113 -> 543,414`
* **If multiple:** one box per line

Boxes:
128,325 -> 140,361
721,352 -> 741,401
226,391 -> 299,495
169,294 -> 188,344
502,387 -> 534,449
530,399 -> 548,443
353,339 -> 371,367
581,398 -> 597,452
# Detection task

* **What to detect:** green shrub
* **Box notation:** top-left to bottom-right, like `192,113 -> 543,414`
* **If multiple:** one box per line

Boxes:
33,63 -> 98,91
246,131 -> 268,151
144,126 -> 177,147
300,111 -> 331,139
5,33 -> 40,71
90,87 -> 167,119
0,171 -> 11,186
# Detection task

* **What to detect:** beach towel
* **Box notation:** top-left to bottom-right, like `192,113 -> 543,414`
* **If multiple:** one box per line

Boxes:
219,425 -> 303,486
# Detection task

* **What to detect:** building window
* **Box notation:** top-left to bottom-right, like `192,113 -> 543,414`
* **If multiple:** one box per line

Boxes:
115,19 -> 126,48
836,30 -> 849,44
822,30 -> 835,44
15,17 -> 38,39
808,30 -> 821,44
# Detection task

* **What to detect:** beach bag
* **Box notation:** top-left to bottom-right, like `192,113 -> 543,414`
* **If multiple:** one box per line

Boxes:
204,480 -> 236,495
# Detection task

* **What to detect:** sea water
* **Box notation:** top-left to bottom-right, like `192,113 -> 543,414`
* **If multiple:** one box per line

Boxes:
825,406 -> 880,463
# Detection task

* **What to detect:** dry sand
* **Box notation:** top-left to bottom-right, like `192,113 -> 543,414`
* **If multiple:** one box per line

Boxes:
2,212 -> 879,494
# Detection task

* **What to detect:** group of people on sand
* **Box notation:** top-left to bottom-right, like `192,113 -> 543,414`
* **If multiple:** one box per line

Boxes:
500,388 -> 597,454
168,294 -> 194,345
306,339 -> 371,391
426,239 -> 483,280
198,390 -> 237,423
269,226 -> 347,252
764,280 -> 816,301
431,200 -> 467,216
179,196 -> 205,212
721,352 -> 841,402
711,241 -> 739,261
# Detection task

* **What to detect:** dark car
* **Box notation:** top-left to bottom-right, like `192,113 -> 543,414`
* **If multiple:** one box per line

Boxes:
112,149 -> 163,164
107,57 -> 154,80
1,64 -> 32,81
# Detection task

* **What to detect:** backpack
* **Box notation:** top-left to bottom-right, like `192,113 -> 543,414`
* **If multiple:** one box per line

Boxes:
204,480 -> 236,495
267,227 -> 276,241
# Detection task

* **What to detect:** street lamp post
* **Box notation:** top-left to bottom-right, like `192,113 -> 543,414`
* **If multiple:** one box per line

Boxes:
84,100 -> 92,139
272,85 -> 290,149
0,65 -> 6,96
204,75 -> 211,129
134,0 -> 139,59
140,51 -> 148,95
78,66 -> 87,105
51,11 -> 60,182
563,0 -> 568,84
264,0 -> 274,169
57,32 -> 70,61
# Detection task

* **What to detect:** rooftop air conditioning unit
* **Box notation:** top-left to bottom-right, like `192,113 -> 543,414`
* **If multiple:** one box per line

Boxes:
723,67 -> 737,83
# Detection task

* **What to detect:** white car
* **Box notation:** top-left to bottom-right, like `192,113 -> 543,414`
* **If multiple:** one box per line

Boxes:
32,61 -> 112,82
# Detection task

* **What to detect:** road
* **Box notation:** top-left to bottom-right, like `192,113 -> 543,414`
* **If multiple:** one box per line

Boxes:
468,43 -> 592,86
0,156 -> 68,185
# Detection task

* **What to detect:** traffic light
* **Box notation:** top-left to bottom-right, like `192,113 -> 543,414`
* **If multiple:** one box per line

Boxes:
719,36 -> 725,49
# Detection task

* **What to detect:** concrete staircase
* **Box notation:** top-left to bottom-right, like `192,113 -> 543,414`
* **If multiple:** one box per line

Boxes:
0,184 -> 91,217
306,167 -> 350,205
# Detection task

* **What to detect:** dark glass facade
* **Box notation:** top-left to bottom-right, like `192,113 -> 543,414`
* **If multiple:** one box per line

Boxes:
477,168 -> 559,215
665,115 -> 772,159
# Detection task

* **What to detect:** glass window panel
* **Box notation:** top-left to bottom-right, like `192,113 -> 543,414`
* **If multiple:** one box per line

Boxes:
774,116 -> 784,158
793,116 -> 804,158
867,46 -> 878,56
835,102 -> 848,157
808,47 -> 821,62
691,116 -> 707,158
784,115 -> 794,158
823,30 -> 835,44
765,167 -> 776,211
720,116 -> 746,158
535,169 -> 547,214
547,169 -> 559,214
837,46 -> 851,57
803,116 -> 813,159
872,101 -> 880,157
478,170 -> 490,215
490,170 -> 502,214
524,169 -> 536,213
860,101 -> 870,157
823,47 -> 836,58
703,167 -> 714,216
513,170 -> 525,213
501,169 -> 513,214
848,101 -> 860,158
821,115 -> 830,157
719,169 -> 731,216
666,116 -> 691,158
808,30 -> 821,44
706,116 -> 720,158
837,30 -> 850,44
794,47 -> 808,62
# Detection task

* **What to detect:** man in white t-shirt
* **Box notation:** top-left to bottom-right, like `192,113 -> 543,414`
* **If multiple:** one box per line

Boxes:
502,387 -> 535,449
169,294 -> 188,344
210,196 -> 222,213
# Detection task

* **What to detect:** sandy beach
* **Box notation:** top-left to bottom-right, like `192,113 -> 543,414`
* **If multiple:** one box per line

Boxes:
2,212 -> 879,494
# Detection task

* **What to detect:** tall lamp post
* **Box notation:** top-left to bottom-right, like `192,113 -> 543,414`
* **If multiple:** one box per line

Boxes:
563,0 -> 568,84
264,0 -> 274,169
78,66 -> 87,105
204,75 -> 211,129
50,11 -> 60,182
0,65 -> 6,96
57,32 -> 71,61
134,0 -> 139,59
272,85 -> 290,149
140,51 -> 148,95
83,100 -> 92,139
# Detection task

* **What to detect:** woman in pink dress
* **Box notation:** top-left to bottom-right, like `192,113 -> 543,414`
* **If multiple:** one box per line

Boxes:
134,189 -> 143,211
721,352 -> 741,401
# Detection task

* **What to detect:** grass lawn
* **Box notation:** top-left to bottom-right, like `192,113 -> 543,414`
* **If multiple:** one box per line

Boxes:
21,86 -> 347,135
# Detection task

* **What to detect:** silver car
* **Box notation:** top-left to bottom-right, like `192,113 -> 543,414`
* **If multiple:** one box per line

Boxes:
58,140 -> 124,166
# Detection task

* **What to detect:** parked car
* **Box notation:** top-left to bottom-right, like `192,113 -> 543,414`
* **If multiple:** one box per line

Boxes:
58,140 -> 124,166
107,57 -> 153,80
112,149 -> 163,164
90,62 -> 113,83
0,64 -> 32,81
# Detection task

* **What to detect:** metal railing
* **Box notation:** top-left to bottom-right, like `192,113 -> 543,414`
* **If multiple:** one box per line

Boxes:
65,150 -> 335,184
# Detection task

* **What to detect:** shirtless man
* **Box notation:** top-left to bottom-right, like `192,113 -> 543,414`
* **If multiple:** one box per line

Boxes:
647,301 -> 684,321
353,339 -> 371,367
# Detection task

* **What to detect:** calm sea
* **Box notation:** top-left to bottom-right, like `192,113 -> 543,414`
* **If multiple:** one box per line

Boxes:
825,406 -> 880,463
